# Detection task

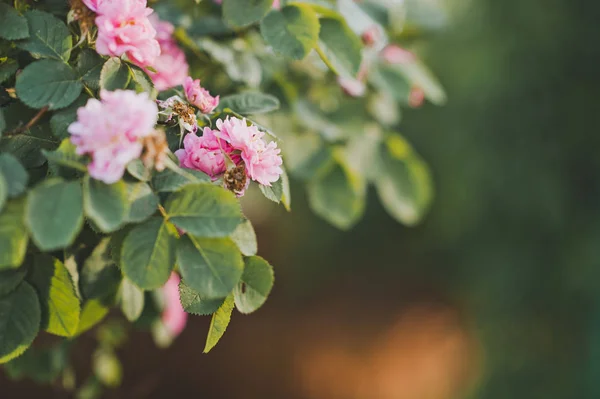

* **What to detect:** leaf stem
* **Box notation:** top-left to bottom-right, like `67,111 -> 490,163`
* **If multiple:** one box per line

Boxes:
4,106 -> 49,137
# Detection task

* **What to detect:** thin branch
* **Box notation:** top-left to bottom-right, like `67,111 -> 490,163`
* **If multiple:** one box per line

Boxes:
3,106 -> 49,137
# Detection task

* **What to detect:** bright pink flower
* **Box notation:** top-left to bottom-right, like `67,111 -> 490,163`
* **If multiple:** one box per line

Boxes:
161,273 -> 188,337
215,117 -> 283,186
184,77 -> 219,114
94,0 -> 160,67
381,45 -> 416,65
175,127 -> 232,179
146,15 -> 189,91
82,0 -> 103,12
68,90 -> 158,184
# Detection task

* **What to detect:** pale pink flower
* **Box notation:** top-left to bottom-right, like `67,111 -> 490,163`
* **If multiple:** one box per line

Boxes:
409,86 -> 425,108
381,45 -> 416,65
215,117 -> 283,186
184,77 -> 219,114
68,90 -> 158,184
214,0 -> 279,7
147,15 -> 189,91
82,0 -> 103,12
361,25 -> 383,47
338,76 -> 366,97
161,273 -> 188,337
175,127 -> 233,179
94,0 -> 160,67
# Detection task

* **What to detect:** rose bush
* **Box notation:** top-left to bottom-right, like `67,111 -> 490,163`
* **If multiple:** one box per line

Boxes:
0,0 -> 446,395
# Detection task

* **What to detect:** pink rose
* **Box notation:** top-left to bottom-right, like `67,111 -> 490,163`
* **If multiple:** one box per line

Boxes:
161,273 -> 187,337
82,0 -> 103,12
146,15 -> 189,91
68,90 -> 158,184
244,140 -> 283,186
381,45 -> 416,65
94,0 -> 161,67
184,77 -> 219,114
174,127 -> 232,179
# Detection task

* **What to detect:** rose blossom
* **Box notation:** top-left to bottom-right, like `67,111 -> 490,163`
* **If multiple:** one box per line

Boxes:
147,15 -> 189,91
68,90 -> 158,184
215,117 -> 283,186
161,273 -> 187,337
184,77 -> 219,114
381,45 -> 416,65
175,127 -> 233,179
94,0 -> 160,67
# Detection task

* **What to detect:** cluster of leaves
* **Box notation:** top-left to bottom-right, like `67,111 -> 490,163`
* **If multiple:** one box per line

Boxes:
0,0 -> 446,394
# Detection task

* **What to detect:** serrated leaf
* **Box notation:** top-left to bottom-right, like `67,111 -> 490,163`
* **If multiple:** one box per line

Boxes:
119,278 -> 144,322
28,256 -> 80,337
260,4 -> 320,60
76,299 -> 109,335
230,219 -> 257,256
25,178 -> 83,251
49,95 -> 89,140
0,282 -> 41,364
43,139 -> 87,178
307,154 -> 366,230
375,134 -> 433,225
165,184 -> 242,237
0,153 -> 28,198
76,49 -> 104,90
178,282 -> 225,315
15,60 -> 82,110
20,10 -> 72,61
204,294 -> 234,353
218,92 -> 280,115
0,200 -> 29,270
0,59 -> 19,85
152,166 -> 210,192
126,182 -> 158,223
80,238 -> 121,301
234,256 -> 274,314
127,65 -> 154,94
0,4 -> 29,40
121,218 -> 177,290
223,0 -> 273,27
83,176 -> 129,233
318,16 -> 363,76
100,58 -> 131,91
177,236 -> 244,299
259,177 -> 283,203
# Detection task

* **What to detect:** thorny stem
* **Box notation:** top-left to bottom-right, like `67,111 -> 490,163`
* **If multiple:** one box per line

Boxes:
3,106 -> 49,137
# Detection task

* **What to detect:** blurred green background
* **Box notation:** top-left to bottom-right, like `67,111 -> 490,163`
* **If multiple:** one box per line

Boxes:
4,0 -> 600,397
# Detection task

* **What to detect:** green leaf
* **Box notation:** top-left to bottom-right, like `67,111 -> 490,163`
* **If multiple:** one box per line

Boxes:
127,65 -> 154,94
93,349 -> 122,387
0,59 -> 19,84
234,256 -> 274,314
223,0 -> 273,27
230,219 -> 257,256
25,179 -> 83,251
374,134 -> 433,225
19,10 -> 72,61
260,4 -> 320,60
281,167 -> 291,211
218,92 -> 280,115
121,218 -> 177,290
204,294 -> 234,353
126,182 -> 159,223
0,282 -> 41,364
126,159 -> 150,182
43,139 -> 87,177
176,236 -> 244,299
76,299 -> 109,335
0,174 -> 6,212
80,238 -> 121,301
49,95 -> 89,140
0,109 -> 5,136
0,267 -> 27,297
394,58 -> 447,105
28,256 -> 80,337
15,60 -> 82,110
259,177 -> 283,203
0,200 -> 29,270
0,4 -> 29,40
83,176 -> 129,233
3,342 -> 70,384
100,58 -> 131,91
119,278 -> 145,322
165,184 -> 242,238
76,49 -> 104,90
369,63 -> 411,103
307,154 -> 366,230
152,166 -> 210,192
178,282 -> 225,315
0,153 -> 29,198
317,16 -> 363,76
